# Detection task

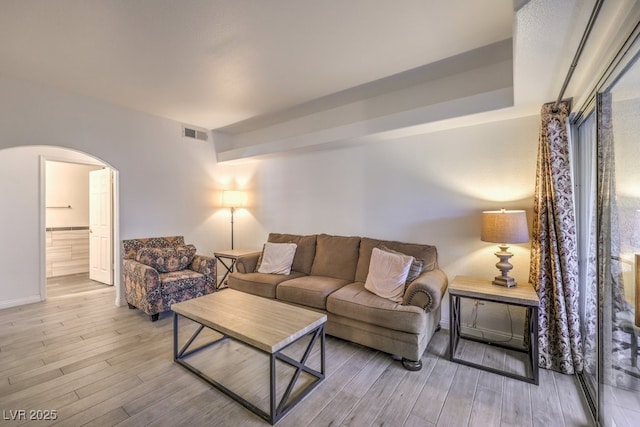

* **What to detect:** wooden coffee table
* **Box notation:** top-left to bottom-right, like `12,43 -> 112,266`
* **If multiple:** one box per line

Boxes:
172,289 -> 327,424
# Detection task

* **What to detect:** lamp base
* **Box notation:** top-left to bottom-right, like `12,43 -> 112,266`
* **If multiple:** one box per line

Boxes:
492,275 -> 517,287
492,245 -> 517,287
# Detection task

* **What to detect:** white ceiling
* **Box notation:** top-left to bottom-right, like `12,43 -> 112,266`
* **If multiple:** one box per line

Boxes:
0,0 -> 636,151
0,0 -> 513,130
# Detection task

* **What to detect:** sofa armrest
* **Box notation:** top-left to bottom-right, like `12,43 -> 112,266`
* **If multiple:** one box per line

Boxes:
235,253 -> 261,273
190,254 -> 217,291
403,268 -> 448,313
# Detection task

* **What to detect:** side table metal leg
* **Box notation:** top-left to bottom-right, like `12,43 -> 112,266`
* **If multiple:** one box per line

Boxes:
531,306 -> 539,385
173,312 -> 179,360
450,295 -> 459,360
214,256 -> 237,289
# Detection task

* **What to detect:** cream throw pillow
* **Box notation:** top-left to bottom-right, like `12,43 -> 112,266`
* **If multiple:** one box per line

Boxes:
257,242 -> 297,275
364,247 -> 415,303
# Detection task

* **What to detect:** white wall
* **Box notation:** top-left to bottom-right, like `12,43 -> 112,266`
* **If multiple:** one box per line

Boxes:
229,114 -> 540,336
0,147 -> 44,305
0,72 -> 540,339
46,161 -> 102,228
0,75 -> 231,308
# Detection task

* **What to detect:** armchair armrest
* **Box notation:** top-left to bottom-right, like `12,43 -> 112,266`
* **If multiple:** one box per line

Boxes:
122,259 -> 163,315
402,268 -> 448,313
235,253 -> 261,273
190,254 -> 217,291
122,259 -> 160,292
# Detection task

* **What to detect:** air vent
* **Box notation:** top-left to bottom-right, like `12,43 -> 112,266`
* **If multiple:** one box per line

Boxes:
182,125 -> 208,141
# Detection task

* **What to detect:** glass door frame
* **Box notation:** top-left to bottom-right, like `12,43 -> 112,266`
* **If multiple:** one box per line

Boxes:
572,20 -> 640,426
572,109 -> 598,418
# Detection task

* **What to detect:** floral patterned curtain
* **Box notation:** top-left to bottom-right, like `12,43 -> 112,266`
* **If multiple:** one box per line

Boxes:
529,100 -> 584,374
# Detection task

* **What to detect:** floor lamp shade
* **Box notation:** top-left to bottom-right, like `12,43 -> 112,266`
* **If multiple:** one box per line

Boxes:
481,210 -> 529,287
222,190 -> 244,208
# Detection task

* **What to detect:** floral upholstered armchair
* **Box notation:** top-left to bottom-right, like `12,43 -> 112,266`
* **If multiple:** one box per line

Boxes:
122,236 -> 216,321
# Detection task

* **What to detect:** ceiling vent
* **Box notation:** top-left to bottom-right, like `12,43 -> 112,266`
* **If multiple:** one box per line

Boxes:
182,125 -> 209,141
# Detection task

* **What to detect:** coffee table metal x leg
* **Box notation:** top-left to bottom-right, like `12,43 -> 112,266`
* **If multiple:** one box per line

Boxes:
173,312 -> 325,425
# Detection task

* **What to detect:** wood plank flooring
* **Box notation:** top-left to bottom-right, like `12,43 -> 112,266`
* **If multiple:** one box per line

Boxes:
0,275 -> 595,426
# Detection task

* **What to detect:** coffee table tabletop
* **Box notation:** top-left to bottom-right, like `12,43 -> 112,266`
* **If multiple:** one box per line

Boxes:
172,289 -> 327,353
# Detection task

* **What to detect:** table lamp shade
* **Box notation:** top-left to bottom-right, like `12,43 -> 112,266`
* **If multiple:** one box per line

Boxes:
481,210 -> 529,244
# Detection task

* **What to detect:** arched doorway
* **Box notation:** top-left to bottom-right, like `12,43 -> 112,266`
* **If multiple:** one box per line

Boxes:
0,145 -> 121,309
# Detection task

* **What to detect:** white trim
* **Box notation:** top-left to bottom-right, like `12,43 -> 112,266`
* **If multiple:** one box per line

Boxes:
459,324 -> 525,345
438,319 -> 526,345
0,295 -> 42,310
39,156 -> 47,302
112,169 -> 123,306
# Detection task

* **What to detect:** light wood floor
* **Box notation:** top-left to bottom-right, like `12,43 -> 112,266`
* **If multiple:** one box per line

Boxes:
0,275 -> 595,426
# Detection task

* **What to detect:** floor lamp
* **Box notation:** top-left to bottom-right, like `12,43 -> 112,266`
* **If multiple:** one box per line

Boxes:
222,190 -> 244,250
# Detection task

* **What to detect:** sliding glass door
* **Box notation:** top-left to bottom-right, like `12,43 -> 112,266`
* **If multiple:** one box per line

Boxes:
596,50 -> 640,427
574,26 -> 640,426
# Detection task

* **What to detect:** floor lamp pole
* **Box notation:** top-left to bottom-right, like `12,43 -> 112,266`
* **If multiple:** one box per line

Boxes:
230,206 -> 235,250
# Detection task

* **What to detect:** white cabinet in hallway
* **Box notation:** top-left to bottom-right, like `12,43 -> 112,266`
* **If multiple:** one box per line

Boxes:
45,228 -> 89,277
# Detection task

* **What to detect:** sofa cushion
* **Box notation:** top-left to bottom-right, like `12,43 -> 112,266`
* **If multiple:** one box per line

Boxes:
355,238 -> 437,283
122,236 -> 185,260
405,258 -> 424,284
228,271 -> 306,299
136,244 -> 197,273
380,245 -> 424,285
310,234 -> 361,281
327,282 -> 426,334
364,247 -> 414,303
277,276 -> 350,310
257,242 -> 297,275
267,233 -> 317,274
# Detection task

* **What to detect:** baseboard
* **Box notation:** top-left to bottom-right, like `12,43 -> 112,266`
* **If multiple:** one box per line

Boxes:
0,295 -> 43,310
461,325 -> 525,345
438,319 -> 525,345
440,318 -> 450,330
116,295 -> 128,307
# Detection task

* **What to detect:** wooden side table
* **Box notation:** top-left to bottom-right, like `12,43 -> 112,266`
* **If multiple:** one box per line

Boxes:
214,249 -> 261,289
448,275 -> 540,384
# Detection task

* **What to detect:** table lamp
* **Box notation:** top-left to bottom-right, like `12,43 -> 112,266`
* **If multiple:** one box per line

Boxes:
481,209 -> 529,287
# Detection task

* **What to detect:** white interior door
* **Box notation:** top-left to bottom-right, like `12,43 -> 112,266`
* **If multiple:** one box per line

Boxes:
89,168 -> 113,285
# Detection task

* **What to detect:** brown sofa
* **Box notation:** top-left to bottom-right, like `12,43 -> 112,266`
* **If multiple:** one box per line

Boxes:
228,233 -> 448,370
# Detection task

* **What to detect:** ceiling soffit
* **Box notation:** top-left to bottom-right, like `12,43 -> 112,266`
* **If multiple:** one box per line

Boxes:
215,39 -> 514,161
